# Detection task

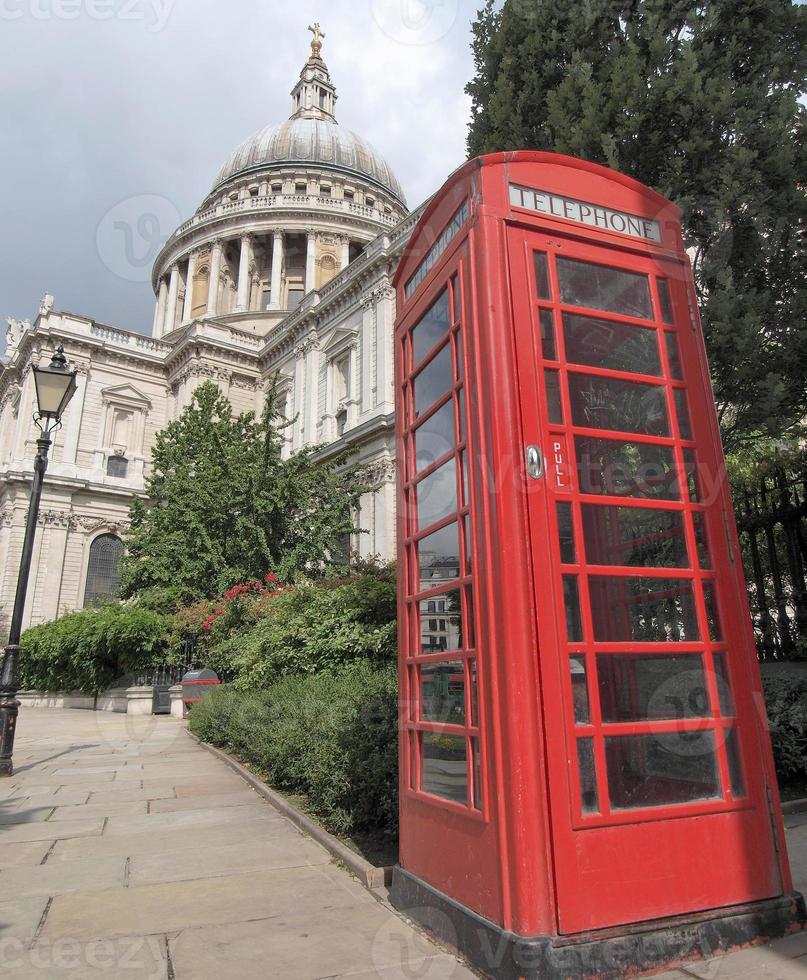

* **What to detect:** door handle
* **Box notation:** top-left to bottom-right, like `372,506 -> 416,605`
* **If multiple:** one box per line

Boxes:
526,445 -> 544,480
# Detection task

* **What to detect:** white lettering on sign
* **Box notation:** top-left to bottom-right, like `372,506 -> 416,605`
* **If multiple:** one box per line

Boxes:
509,184 -> 662,243
553,440 -> 567,490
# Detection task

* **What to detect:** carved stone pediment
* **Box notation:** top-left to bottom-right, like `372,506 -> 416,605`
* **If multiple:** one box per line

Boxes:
100,384 -> 152,410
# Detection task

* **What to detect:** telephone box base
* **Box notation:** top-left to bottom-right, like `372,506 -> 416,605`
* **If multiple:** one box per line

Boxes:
390,867 -> 806,980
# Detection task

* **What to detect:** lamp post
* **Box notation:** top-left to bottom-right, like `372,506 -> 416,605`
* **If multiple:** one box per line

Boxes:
0,346 -> 77,777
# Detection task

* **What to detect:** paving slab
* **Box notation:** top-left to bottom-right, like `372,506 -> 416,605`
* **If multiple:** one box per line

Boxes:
0,936 -> 169,979
147,789 -> 264,813
0,894 -> 49,944
0,816 -> 105,844
0,840 -> 53,869
0,855 -> 126,899
49,801 -> 148,821
101,802 -> 285,836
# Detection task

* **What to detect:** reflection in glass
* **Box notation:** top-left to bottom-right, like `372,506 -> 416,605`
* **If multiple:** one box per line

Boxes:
682,448 -> 701,502
577,739 -> 599,813
420,661 -> 465,724
470,658 -> 479,726
563,313 -> 661,376
576,438 -> 680,500
564,576 -> 583,642
692,511 -> 712,568
588,575 -> 700,642
414,399 -> 455,473
581,504 -> 689,568
416,460 -> 458,531
606,732 -> 721,810
713,653 -> 734,716
703,582 -> 722,641
414,343 -> 452,418
465,588 -> 476,650
657,279 -> 674,324
458,387 -> 466,442
419,589 -> 462,653
412,290 -> 450,365
597,654 -> 708,722
454,329 -> 464,381
460,452 -> 469,508
557,502 -> 576,563
472,736 -> 483,811
557,257 -> 653,319
571,657 -> 590,724
421,732 -> 468,804
665,332 -> 684,380
540,308 -> 557,360
545,370 -> 563,425
417,522 -> 460,591
674,389 -> 692,440
726,729 -> 746,797
534,252 -> 551,300
568,374 -> 669,437
463,514 -> 473,575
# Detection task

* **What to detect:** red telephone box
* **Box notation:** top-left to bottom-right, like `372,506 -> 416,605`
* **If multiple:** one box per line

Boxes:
390,152 -> 804,978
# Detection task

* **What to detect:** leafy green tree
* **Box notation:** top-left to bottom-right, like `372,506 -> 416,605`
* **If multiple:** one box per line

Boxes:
119,381 -> 368,600
467,0 -> 807,449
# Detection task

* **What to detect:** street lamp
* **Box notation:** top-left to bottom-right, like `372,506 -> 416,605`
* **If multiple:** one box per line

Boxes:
0,346 -> 77,777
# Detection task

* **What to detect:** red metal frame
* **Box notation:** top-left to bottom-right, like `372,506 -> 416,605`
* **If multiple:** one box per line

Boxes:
393,152 -> 792,941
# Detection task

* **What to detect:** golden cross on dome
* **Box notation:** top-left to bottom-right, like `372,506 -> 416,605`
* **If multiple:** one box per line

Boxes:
308,22 -> 325,58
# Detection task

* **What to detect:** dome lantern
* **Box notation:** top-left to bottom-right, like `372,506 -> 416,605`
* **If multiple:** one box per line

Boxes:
290,23 -> 338,123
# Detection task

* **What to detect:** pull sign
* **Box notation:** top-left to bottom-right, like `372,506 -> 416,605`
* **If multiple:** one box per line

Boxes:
550,435 -> 572,494
526,445 -> 544,480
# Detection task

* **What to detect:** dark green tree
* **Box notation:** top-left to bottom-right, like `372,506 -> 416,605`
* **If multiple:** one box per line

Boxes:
467,0 -> 807,449
119,381 -> 368,601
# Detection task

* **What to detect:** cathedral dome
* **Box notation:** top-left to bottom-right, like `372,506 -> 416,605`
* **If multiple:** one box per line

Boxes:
212,117 -> 406,206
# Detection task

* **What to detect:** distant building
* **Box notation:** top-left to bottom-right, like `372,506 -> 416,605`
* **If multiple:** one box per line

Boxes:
0,29 -> 422,631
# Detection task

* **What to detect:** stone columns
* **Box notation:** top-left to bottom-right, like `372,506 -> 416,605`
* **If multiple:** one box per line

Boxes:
155,278 -> 168,338
206,240 -> 223,316
305,231 -> 317,294
182,251 -> 197,323
235,234 -> 252,312
270,231 -> 284,310
164,265 -> 180,335
61,367 -> 88,466
340,237 -> 350,270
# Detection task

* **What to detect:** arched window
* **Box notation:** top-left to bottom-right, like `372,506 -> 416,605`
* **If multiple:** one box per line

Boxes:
84,534 -> 125,607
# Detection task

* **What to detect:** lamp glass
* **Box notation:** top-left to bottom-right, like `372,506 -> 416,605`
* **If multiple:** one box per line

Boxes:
33,365 -> 77,419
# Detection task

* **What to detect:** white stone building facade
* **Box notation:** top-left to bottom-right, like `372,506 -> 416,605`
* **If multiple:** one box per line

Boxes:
0,33 -> 421,633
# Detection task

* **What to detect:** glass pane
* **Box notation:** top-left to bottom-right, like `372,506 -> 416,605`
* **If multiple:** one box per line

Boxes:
703,582 -> 723,641
568,374 -> 669,437
451,274 -> 461,322
457,387 -> 466,442
416,459 -> 458,531
576,438 -> 680,501
577,739 -> 599,814
581,504 -> 689,568
657,279 -> 674,324
571,657 -> 590,724
417,523 -> 460,591
606,732 -> 721,810
414,343 -> 452,418
692,511 -> 712,568
534,252 -> 551,300
460,452 -> 469,507
420,661 -> 465,724
674,389 -> 692,440
682,448 -> 701,502
472,737 -> 483,811
563,313 -> 661,376
454,329 -> 464,381
557,502 -> 576,563
421,733 -> 467,804
597,653 -> 709,722
564,576 -> 583,642
419,589 -> 462,653
726,728 -> 746,797
469,658 -> 478,726
713,653 -> 735,716
464,588 -> 476,650
545,370 -> 563,424
412,290 -> 450,365
414,399 -> 455,473
540,308 -> 557,360
462,515 -> 473,575
409,731 -> 417,790
665,333 -> 683,380
84,534 -> 125,607
588,575 -> 700,642
557,256 -> 653,319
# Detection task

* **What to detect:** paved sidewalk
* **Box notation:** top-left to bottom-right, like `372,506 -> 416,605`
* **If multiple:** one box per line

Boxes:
0,709 -> 475,979
1,709 -> 806,979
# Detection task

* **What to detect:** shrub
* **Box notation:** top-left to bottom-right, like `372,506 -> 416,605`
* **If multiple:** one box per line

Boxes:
763,673 -> 807,784
19,605 -> 173,694
189,663 -> 399,838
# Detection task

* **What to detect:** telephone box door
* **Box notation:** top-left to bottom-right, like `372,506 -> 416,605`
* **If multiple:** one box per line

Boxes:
508,227 -> 782,934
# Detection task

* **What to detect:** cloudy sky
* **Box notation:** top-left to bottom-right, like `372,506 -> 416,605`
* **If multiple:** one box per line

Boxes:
0,0 -> 476,344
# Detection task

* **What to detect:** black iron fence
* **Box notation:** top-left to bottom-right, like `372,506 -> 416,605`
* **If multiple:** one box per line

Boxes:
737,468 -> 807,660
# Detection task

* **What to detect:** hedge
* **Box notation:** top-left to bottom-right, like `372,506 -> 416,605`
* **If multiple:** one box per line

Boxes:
188,663 -> 399,839
19,605 -> 172,694
762,673 -> 807,786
